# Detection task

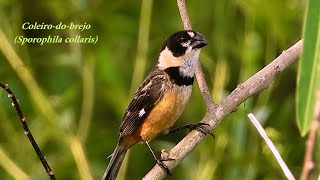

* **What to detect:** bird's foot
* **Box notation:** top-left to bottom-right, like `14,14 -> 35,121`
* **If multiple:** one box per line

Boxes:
155,157 -> 174,176
168,123 -> 215,138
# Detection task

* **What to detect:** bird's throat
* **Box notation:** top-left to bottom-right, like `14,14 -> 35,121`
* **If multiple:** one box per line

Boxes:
164,67 -> 194,86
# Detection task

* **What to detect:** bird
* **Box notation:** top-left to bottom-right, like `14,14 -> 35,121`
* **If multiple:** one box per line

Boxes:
102,30 -> 209,180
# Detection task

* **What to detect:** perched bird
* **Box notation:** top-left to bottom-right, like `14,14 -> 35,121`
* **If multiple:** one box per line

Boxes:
102,30 -> 208,180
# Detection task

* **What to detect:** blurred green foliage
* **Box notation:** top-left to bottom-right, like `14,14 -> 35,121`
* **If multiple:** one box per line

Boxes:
0,0 -> 318,180
296,0 -> 320,136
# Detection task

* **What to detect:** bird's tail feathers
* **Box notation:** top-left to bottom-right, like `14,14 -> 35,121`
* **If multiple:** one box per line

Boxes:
102,144 -> 127,180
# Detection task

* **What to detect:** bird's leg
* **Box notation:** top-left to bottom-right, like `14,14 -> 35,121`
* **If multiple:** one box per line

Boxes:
145,141 -> 174,176
165,122 -> 214,138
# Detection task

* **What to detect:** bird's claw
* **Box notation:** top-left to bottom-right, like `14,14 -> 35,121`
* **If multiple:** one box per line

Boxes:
189,123 -> 215,139
155,157 -> 174,176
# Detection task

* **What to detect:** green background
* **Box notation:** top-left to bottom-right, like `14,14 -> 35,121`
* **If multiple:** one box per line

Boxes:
0,0 -> 318,179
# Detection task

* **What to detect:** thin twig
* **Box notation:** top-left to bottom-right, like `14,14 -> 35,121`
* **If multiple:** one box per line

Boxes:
247,113 -> 295,180
177,0 -> 216,109
300,91 -> 320,180
177,0 -> 192,30
0,82 -> 56,180
143,0 -> 302,177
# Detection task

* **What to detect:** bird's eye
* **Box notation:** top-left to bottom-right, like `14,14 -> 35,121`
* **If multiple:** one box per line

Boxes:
180,37 -> 188,42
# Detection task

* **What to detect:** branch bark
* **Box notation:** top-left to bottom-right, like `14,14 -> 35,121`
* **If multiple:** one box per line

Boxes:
178,0 -> 216,110
0,83 -> 56,180
143,1 -> 302,179
177,0 -> 192,30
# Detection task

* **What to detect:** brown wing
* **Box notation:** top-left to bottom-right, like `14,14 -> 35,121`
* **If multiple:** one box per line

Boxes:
119,68 -> 167,136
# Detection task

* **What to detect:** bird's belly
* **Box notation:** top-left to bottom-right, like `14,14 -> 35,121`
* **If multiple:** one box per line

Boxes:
139,86 -> 192,141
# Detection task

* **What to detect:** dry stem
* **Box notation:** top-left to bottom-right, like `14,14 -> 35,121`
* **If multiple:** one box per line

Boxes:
300,91 -> 320,180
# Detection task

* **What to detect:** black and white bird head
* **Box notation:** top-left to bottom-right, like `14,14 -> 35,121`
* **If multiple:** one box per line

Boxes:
157,30 -> 208,77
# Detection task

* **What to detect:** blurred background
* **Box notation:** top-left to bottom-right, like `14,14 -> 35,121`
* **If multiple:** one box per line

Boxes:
0,0 -> 318,179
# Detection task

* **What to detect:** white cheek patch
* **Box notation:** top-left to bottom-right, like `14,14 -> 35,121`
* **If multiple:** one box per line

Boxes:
158,47 -> 182,69
187,31 -> 195,38
139,109 -> 146,117
180,40 -> 191,47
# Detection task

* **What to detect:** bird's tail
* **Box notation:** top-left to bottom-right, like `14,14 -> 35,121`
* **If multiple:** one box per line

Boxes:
102,144 -> 127,180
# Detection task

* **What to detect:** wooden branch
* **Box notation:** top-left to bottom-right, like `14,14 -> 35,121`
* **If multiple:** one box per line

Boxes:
0,83 -> 56,180
143,1 -> 303,179
177,0 -> 216,109
177,0 -> 192,30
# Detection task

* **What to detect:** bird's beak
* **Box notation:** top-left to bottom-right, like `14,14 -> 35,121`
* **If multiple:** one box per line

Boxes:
191,33 -> 208,49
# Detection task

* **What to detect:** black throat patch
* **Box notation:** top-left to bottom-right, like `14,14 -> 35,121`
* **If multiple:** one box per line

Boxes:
164,67 -> 194,86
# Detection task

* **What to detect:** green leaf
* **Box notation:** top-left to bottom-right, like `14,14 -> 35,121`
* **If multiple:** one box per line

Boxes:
296,0 -> 320,136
